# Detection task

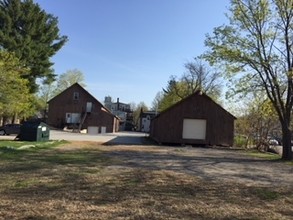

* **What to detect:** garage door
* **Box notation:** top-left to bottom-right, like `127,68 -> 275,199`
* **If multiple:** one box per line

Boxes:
182,119 -> 206,140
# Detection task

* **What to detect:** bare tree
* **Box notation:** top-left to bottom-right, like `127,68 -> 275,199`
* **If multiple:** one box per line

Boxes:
182,58 -> 222,100
157,58 -> 222,111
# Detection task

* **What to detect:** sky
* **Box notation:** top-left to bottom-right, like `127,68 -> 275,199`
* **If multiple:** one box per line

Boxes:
34,0 -> 230,108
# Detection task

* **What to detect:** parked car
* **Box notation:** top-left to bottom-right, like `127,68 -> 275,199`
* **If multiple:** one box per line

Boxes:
268,138 -> 279,146
0,124 -> 21,135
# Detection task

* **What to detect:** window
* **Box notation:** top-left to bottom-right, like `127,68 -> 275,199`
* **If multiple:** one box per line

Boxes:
65,113 -> 81,123
73,92 -> 79,100
86,102 -> 92,113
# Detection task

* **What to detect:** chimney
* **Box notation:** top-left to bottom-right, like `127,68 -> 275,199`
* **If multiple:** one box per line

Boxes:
117,98 -> 120,110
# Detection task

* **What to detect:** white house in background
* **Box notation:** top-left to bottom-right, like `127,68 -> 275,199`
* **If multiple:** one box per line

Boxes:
104,96 -> 134,130
138,109 -> 157,133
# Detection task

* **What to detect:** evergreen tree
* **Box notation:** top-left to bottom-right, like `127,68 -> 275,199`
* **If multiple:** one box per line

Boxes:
0,0 -> 68,92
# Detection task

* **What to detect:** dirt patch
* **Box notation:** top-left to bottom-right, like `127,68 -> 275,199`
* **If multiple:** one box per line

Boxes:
0,142 -> 292,219
102,145 -> 293,187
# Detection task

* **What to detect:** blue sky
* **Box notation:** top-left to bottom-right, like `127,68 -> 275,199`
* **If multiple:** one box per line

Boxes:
35,0 -> 230,107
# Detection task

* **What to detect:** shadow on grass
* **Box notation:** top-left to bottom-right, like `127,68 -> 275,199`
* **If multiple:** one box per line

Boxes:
2,166 -> 293,220
1,144 -> 292,186
0,143 -> 292,219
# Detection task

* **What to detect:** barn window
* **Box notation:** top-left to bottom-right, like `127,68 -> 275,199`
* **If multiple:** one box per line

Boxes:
182,119 -> 206,140
73,92 -> 79,100
65,113 -> 81,123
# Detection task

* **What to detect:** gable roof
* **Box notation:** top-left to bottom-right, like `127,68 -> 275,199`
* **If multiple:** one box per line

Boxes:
48,83 -> 118,119
140,110 -> 157,118
154,91 -> 236,120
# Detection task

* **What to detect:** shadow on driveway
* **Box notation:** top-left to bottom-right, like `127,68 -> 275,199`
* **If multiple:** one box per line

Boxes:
103,132 -> 149,145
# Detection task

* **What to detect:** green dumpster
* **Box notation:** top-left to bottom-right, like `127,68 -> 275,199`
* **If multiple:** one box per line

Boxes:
19,120 -> 50,141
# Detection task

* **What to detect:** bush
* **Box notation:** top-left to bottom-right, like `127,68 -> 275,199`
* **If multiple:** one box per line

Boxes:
234,135 -> 247,148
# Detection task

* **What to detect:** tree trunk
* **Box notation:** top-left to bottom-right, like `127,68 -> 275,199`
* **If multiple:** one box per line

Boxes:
281,125 -> 293,160
12,113 -> 17,124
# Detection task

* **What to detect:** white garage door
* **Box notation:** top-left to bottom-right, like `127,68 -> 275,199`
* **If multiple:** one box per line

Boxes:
182,119 -> 206,140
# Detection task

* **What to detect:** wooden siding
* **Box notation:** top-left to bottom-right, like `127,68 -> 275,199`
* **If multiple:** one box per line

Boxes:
150,92 -> 235,146
47,83 -> 118,133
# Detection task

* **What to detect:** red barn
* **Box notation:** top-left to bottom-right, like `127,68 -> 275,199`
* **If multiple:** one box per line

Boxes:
47,83 -> 119,133
150,91 -> 236,146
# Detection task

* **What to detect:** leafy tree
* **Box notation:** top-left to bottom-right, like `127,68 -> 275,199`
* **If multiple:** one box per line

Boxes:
36,83 -> 57,119
38,68 -> 86,101
37,69 -> 85,118
55,69 -> 86,95
151,91 -> 164,112
204,0 -> 293,160
235,94 -> 279,150
0,0 -> 68,92
132,102 -> 148,128
0,50 -> 33,123
157,58 -> 222,111
158,77 -> 183,111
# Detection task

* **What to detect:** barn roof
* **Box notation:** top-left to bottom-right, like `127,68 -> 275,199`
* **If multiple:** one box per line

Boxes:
48,83 -> 119,119
154,91 -> 236,120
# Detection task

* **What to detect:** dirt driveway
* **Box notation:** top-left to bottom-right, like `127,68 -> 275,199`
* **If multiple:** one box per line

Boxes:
100,145 -> 293,187
1,130 -> 292,187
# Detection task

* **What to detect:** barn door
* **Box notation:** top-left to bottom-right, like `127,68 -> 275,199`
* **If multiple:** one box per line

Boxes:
182,119 -> 206,140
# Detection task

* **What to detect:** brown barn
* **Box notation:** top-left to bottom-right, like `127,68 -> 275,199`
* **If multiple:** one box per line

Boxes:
150,91 -> 236,146
47,83 -> 119,133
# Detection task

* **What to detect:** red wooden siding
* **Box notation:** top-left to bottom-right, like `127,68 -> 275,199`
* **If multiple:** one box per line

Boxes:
47,83 -> 119,133
150,92 -> 235,146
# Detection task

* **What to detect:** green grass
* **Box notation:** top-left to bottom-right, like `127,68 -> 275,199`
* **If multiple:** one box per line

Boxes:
253,188 -> 281,200
44,150 -> 111,166
247,150 -> 281,160
246,150 -> 293,165
0,139 -> 68,149
0,140 -> 68,160
13,178 -> 41,189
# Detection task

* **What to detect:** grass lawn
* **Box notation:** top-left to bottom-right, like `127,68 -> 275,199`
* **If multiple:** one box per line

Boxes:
0,141 -> 292,220
246,150 -> 293,166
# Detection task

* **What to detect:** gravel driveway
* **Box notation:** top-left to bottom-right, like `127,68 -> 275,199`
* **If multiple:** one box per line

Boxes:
0,130 -> 147,144
1,130 -> 292,188
103,145 -> 293,187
